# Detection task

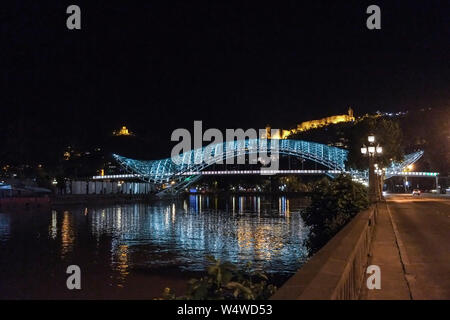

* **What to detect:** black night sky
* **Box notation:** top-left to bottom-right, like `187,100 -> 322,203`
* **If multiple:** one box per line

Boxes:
1,1 -> 449,159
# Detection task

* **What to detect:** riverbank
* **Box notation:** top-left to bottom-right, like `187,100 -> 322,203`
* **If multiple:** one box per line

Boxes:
187,191 -> 311,197
1,191 -> 312,210
0,194 -> 161,211
52,191 -> 312,206
51,194 -> 160,206
0,196 -> 51,212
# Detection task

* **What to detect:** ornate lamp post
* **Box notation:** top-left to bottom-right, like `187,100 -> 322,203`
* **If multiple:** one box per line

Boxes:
361,134 -> 383,202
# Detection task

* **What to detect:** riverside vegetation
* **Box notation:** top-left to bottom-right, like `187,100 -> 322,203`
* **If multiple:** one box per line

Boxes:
161,256 -> 277,300
302,174 -> 370,253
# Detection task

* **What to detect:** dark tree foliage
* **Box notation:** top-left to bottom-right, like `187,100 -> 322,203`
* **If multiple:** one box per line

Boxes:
400,108 -> 450,175
302,174 -> 369,254
288,116 -> 404,171
346,116 -> 404,170
289,122 -> 354,147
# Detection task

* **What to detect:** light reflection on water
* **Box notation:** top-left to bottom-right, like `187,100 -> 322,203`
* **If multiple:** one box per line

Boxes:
0,214 -> 10,241
83,195 -> 309,275
61,211 -> 75,258
0,195 -> 310,295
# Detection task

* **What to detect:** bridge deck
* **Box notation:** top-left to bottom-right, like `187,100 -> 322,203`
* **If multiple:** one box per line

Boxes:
92,170 -> 438,180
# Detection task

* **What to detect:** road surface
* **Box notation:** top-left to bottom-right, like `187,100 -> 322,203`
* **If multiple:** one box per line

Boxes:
386,194 -> 450,299
362,193 -> 450,299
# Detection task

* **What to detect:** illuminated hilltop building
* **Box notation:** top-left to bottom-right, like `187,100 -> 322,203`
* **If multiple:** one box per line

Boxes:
269,107 -> 356,139
297,107 -> 354,131
113,126 -> 134,136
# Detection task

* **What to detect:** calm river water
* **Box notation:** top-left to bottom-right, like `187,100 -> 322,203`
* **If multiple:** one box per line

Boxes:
0,195 -> 310,299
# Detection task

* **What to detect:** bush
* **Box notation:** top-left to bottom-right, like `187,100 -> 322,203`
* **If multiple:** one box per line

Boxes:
302,174 -> 369,253
160,256 -> 276,300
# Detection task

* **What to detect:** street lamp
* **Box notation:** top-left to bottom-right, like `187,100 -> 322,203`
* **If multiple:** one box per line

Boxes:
361,134 -> 383,202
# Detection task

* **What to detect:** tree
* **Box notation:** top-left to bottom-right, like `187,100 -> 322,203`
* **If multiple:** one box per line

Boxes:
302,175 -> 369,254
400,108 -> 449,176
346,116 -> 404,170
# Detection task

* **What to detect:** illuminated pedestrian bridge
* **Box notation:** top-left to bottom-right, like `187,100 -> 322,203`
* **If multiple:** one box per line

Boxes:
113,139 -> 347,183
108,139 -> 426,192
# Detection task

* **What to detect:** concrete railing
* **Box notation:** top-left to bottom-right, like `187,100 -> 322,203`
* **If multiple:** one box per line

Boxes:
271,204 -> 378,300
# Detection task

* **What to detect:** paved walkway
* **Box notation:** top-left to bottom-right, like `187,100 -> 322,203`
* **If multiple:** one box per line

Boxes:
360,200 -> 411,299
360,194 -> 450,300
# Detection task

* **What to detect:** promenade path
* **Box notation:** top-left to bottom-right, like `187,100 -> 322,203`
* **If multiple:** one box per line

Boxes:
361,194 -> 450,299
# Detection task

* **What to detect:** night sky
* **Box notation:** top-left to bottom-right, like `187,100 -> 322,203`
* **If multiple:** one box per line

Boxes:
1,1 -> 449,158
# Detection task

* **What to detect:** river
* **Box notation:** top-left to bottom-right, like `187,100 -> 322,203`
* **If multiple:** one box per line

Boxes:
0,195 -> 310,299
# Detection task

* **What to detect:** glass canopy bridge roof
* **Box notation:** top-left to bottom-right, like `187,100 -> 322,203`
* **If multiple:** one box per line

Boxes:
112,139 -> 348,184
107,139 -> 427,190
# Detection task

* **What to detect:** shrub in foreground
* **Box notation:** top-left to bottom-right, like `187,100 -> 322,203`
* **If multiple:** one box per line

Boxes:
302,174 -> 369,253
161,256 -> 276,300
